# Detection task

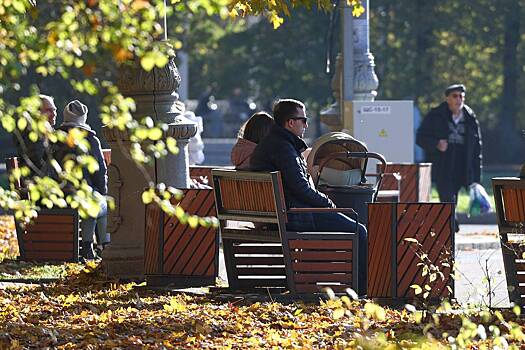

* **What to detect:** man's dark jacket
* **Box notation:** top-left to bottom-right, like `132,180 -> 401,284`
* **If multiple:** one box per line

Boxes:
250,124 -> 334,209
53,124 -> 108,195
416,102 -> 482,188
13,129 -> 50,176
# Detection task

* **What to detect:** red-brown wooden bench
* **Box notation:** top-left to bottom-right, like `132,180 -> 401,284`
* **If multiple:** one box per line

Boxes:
211,169 -> 360,295
492,177 -> 525,305
6,151 -> 111,262
5,156 -> 80,262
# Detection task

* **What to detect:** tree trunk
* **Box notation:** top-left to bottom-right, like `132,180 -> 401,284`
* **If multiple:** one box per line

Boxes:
499,0 -> 522,163
413,0 -> 434,104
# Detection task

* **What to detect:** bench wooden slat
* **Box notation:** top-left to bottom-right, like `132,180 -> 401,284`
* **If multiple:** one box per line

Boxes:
32,215 -> 75,224
230,243 -> 283,255
234,257 -> 285,265
221,228 -> 281,242
23,242 -> 74,251
290,251 -> 352,261
22,233 -> 75,242
294,273 -> 353,283
236,267 -> 287,276
295,284 -> 351,293
289,240 -> 354,250
24,251 -> 76,261
236,279 -> 287,289
25,223 -> 76,234
292,262 -> 352,272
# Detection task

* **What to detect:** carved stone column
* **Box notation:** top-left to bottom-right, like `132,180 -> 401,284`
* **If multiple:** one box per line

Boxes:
102,57 -> 196,279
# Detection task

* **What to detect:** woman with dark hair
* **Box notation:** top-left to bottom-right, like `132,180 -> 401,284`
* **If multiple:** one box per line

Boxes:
231,112 -> 274,170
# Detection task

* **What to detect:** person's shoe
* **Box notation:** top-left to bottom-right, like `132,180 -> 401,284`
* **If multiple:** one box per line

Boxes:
95,242 -> 110,257
81,241 -> 98,260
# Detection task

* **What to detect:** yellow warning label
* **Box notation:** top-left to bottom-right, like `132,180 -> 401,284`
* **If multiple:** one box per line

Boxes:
379,129 -> 388,137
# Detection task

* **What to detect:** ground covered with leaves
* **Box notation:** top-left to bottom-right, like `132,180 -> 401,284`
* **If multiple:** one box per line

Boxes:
1,216 -> 525,349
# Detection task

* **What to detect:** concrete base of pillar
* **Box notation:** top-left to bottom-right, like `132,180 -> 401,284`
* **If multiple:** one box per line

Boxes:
102,244 -> 145,279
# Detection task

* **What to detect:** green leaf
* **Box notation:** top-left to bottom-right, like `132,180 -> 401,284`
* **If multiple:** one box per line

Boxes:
140,53 -> 156,71
142,190 -> 153,204
148,128 -> 163,141
12,0 -> 27,13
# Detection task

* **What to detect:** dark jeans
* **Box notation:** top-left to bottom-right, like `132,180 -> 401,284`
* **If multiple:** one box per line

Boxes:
287,212 -> 368,296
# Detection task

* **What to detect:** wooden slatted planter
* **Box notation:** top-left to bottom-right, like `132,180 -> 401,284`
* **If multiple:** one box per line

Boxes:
144,167 -> 219,287
492,177 -> 525,305
367,202 -> 455,300
378,163 -> 432,202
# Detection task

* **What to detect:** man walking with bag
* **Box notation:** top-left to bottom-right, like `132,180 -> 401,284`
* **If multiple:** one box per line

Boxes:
416,84 -> 482,232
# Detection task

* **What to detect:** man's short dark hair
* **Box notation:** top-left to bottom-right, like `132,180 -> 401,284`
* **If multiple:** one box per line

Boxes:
273,99 -> 305,126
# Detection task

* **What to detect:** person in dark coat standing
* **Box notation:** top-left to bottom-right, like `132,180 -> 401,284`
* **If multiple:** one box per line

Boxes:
416,84 -> 482,231
251,99 -> 367,295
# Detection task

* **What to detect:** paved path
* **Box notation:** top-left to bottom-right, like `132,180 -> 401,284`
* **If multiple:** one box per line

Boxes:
455,248 -> 509,307
456,224 -> 499,250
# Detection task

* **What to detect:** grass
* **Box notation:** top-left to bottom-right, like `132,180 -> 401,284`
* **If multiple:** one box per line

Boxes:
430,187 -> 495,214
0,259 -> 75,281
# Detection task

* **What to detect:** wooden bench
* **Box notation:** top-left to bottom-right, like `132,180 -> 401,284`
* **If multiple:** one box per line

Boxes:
6,151 -> 111,262
211,169 -> 360,295
492,177 -> 525,305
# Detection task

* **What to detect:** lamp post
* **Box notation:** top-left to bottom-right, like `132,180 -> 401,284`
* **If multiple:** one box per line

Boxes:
342,0 -> 379,134
320,0 -> 379,133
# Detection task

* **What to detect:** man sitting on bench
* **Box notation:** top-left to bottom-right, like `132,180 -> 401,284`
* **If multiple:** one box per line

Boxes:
13,94 -> 57,177
251,98 -> 368,295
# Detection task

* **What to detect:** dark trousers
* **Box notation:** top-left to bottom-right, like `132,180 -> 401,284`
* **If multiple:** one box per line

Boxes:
437,181 -> 462,232
287,212 -> 368,296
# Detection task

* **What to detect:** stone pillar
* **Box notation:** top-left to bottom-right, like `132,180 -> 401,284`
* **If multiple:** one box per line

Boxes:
102,57 -> 196,279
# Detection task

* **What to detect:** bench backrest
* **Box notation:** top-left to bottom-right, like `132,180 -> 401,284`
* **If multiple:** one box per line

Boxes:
493,177 -> 525,230
211,170 -> 287,224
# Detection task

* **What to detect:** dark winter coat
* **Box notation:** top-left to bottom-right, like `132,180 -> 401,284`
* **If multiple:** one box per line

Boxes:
250,124 -> 334,209
53,123 -> 108,195
13,128 -> 51,176
416,102 -> 482,188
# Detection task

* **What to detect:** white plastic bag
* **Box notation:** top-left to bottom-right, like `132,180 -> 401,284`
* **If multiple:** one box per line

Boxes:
468,183 -> 492,217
